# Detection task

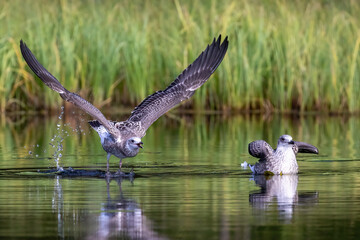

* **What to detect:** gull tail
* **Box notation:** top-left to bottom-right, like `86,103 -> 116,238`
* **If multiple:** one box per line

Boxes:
88,120 -> 111,144
88,120 -> 102,129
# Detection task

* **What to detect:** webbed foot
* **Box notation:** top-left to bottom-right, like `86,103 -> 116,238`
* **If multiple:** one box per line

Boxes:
114,169 -> 125,177
105,171 -> 112,178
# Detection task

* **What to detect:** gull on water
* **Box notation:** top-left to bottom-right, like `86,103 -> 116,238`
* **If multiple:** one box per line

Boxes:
20,35 -> 229,176
245,135 -> 318,175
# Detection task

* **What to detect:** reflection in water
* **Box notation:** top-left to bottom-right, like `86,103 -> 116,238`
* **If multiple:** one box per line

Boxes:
51,176 -> 167,240
249,175 -> 318,223
52,176 -> 65,238
1,115 -> 360,239
89,179 -> 167,240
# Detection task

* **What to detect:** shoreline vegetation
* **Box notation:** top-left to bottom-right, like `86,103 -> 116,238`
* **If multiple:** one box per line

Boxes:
1,0 -> 360,114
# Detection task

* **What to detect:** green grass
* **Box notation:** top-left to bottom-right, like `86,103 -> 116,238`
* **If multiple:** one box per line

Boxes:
1,0 -> 360,113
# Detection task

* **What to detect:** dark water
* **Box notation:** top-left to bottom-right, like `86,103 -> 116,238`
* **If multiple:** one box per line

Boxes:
0,113 -> 360,239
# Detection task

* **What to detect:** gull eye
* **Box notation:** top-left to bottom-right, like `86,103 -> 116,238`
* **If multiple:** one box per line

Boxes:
131,139 -> 135,143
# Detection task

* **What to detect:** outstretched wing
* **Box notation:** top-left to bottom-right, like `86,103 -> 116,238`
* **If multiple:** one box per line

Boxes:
248,140 -> 274,159
20,40 -> 119,136
293,141 -> 319,155
127,35 -> 229,137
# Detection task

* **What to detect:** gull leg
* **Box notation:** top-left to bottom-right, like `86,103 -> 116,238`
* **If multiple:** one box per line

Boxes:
115,158 -> 123,176
106,153 -> 111,177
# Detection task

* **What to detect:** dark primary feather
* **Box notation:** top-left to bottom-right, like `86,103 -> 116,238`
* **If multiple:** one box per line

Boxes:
20,41 -> 66,93
127,35 -> 229,137
20,40 -> 119,136
294,141 -> 319,154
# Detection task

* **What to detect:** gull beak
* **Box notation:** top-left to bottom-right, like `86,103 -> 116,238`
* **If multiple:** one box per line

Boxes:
294,141 -> 319,154
137,142 -> 143,149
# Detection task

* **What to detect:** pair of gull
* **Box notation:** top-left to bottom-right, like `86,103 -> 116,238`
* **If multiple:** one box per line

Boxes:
20,35 -> 318,177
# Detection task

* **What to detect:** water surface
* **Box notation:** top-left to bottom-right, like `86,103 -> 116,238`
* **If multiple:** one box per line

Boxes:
0,113 -> 359,239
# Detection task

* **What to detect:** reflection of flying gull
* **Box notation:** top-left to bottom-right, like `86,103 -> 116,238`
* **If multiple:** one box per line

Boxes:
20,35 -> 229,176
87,179 -> 168,240
247,135 -> 318,174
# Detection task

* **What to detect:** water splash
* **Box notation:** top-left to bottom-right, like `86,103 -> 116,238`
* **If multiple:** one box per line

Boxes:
52,175 -> 65,238
26,106 -> 87,170
26,144 -> 41,158
51,106 -> 65,171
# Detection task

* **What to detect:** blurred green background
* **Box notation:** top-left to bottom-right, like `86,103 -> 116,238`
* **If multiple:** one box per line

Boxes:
1,0 -> 359,114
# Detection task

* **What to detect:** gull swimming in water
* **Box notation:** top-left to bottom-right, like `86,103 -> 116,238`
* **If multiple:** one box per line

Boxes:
20,35 -> 229,176
246,135 -> 318,175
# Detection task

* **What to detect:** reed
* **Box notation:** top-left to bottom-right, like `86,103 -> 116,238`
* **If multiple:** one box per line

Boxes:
1,0 -> 360,113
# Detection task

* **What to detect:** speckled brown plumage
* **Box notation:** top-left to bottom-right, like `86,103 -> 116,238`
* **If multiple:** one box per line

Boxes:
20,35 -> 229,175
248,135 -> 318,175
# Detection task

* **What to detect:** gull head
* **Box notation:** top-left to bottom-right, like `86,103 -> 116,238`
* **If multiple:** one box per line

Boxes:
126,137 -> 143,151
277,135 -> 294,148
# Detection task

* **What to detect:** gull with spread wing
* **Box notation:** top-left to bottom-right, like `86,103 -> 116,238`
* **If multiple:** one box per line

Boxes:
247,135 -> 318,175
20,35 -> 229,176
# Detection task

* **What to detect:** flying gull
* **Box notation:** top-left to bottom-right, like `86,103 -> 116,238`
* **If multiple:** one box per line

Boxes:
246,135 -> 318,175
20,35 -> 229,176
